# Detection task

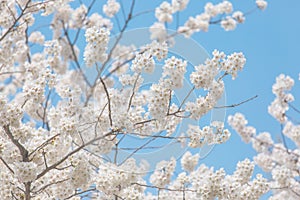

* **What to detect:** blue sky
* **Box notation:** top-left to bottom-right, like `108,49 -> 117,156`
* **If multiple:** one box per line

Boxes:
33,0 -> 300,198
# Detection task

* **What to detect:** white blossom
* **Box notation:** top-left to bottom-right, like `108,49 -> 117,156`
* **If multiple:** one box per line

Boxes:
14,162 -> 38,182
256,0 -> 268,10
232,11 -> 245,23
28,31 -> 45,44
155,1 -> 174,23
221,16 -> 237,31
84,26 -> 110,67
103,0 -> 120,18
172,0 -> 189,12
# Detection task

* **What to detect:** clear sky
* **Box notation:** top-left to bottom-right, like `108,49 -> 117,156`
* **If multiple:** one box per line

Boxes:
34,0 -> 300,198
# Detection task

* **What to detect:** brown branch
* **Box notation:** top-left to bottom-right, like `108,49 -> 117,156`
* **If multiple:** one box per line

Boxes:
134,119 -> 156,126
100,78 -> 113,127
3,125 -> 29,162
29,133 -> 60,157
0,156 -> 15,174
25,182 -> 31,200
127,73 -> 140,111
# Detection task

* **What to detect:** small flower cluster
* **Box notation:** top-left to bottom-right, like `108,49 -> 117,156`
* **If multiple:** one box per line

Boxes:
283,122 -> 300,147
149,22 -> 168,42
148,41 -> 168,61
181,151 -> 199,172
84,26 -> 110,67
268,74 -> 294,123
148,82 -> 171,121
95,158 -> 144,196
0,2 -> 15,28
228,113 -> 256,143
86,13 -> 113,30
172,0 -> 189,12
0,97 -> 22,127
190,50 -> 246,89
155,0 -> 190,23
28,31 -> 45,44
14,161 -> 38,183
103,0 -> 120,18
71,4 -> 87,28
256,0 -> 268,10
150,157 -> 176,188
220,51 -> 246,80
44,40 -> 66,72
155,1 -> 174,23
162,56 -> 187,89
185,121 -> 231,148
131,41 -> 168,74
131,52 -> 155,73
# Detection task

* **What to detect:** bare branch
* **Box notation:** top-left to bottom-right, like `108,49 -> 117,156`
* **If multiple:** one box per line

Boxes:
214,95 -> 258,109
100,77 -> 113,127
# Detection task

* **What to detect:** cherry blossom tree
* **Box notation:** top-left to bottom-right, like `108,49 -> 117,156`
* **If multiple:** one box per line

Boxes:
2,0 -> 298,200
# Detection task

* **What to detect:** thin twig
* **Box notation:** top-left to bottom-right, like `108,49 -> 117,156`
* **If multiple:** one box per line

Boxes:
0,156 -> 15,174
127,73 -> 140,111
214,95 -> 258,109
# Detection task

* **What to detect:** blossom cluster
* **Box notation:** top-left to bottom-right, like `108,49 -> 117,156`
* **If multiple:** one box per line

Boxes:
185,121 -> 231,148
268,74 -> 295,123
103,0 -> 120,18
84,26 -> 110,67
185,50 -> 245,120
